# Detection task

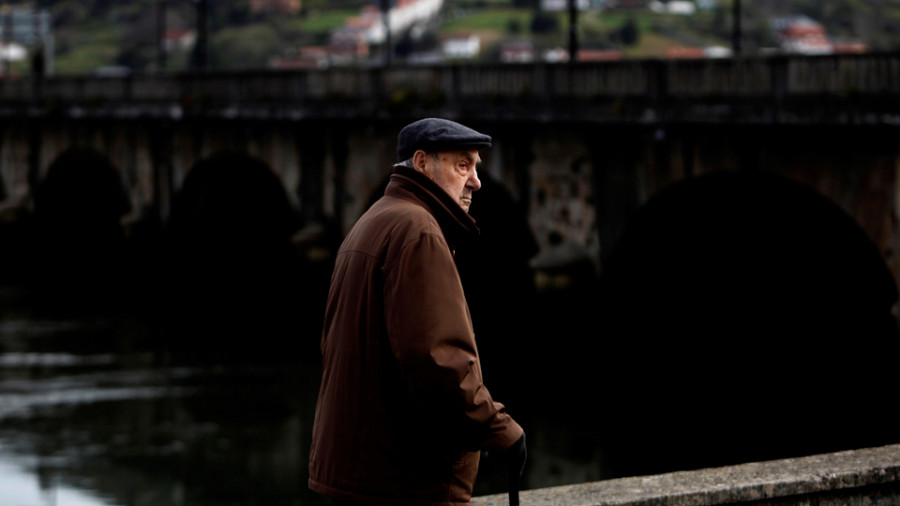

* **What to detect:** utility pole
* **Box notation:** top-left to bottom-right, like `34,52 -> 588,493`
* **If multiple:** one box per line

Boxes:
568,0 -> 578,63
1,4 -> 11,76
156,0 -> 167,72
732,0 -> 742,56
191,0 -> 209,70
379,0 -> 391,65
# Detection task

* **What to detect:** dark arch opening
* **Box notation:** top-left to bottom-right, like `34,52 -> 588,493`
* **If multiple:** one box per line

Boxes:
595,169 -> 899,477
164,149 -> 308,359
30,147 -> 132,298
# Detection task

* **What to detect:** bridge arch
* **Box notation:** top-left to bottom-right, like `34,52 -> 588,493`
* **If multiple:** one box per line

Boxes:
595,168 -> 899,477
30,147 -> 132,291
606,168 -> 898,337
163,149 -> 312,357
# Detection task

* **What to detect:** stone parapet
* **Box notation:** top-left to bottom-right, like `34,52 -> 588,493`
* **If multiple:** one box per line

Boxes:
473,444 -> 900,506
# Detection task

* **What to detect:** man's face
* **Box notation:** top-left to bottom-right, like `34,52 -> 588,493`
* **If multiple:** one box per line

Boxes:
416,149 -> 482,212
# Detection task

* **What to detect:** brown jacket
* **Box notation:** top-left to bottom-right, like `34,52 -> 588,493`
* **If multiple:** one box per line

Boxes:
308,167 -> 523,505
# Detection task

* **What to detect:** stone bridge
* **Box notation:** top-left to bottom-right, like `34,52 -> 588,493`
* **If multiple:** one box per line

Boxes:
0,54 -> 897,483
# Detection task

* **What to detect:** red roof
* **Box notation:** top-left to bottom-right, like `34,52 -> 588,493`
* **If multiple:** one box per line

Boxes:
577,49 -> 622,62
667,47 -> 706,59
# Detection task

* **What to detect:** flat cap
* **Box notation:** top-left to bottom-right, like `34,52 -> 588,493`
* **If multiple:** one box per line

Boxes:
397,118 -> 492,161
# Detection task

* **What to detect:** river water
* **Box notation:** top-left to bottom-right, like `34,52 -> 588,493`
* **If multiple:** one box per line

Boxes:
2,243 -> 898,505
0,300 -> 316,505
0,275 -> 612,506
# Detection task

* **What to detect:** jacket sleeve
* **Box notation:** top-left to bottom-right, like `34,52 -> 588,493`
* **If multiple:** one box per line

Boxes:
384,231 -> 523,451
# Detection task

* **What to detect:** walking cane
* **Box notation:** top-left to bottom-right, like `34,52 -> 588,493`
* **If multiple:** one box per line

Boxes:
508,483 -> 519,506
507,433 -> 526,505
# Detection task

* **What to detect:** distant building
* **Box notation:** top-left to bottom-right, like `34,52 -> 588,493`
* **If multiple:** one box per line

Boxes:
704,45 -> 732,58
273,0 -> 450,69
667,46 -> 706,59
577,48 -> 623,61
440,33 -> 481,59
0,42 -> 26,62
332,0 -> 443,46
831,40 -> 867,54
543,47 -> 569,63
0,5 -> 51,46
271,45 -> 359,70
407,51 -> 444,65
271,47 -> 327,70
338,9 -> 384,46
649,1 -> 696,15
541,0 -> 590,11
250,0 -> 302,15
387,0 -> 444,41
665,45 -> 732,59
500,41 -> 535,63
605,0 -> 650,8
164,29 -> 196,52
537,47 -> 623,63
272,26 -> 371,70
327,29 -> 371,65
771,16 -> 833,55
0,5 -> 53,75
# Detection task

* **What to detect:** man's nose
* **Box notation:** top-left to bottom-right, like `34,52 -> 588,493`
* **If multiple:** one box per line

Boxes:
469,170 -> 482,191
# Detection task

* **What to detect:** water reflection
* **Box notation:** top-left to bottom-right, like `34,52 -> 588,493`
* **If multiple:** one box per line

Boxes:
0,149 -> 549,505
0,303 -> 566,505
0,456 -> 111,506
0,299 -> 327,506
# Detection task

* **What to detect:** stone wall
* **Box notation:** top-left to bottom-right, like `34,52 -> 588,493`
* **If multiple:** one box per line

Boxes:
2,117 -> 899,290
473,444 -> 900,506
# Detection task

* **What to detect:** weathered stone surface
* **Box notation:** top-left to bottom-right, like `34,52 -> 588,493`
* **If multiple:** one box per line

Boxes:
473,444 -> 900,506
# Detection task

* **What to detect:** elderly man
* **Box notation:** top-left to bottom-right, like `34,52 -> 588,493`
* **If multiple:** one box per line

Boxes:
308,118 -> 526,505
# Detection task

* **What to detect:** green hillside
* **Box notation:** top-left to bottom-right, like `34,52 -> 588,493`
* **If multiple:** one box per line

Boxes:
14,0 -> 900,75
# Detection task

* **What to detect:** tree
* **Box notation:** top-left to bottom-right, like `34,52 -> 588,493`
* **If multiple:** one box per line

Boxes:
531,11 -> 560,35
213,2 -> 252,27
117,1 -> 157,70
51,1 -> 89,27
508,18 -> 523,36
619,16 -> 640,46
211,24 -> 281,70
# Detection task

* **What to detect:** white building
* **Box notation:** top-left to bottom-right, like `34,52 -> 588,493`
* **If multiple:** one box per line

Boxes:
0,42 -> 26,62
649,1 -> 696,15
164,29 -> 197,52
771,16 -> 833,55
541,0 -> 591,10
441,33 -> 481,59
340,0 -> 444,45
500,41 -> 535,63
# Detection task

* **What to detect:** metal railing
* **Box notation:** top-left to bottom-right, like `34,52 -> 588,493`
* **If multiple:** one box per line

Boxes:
2,52 -> 898,122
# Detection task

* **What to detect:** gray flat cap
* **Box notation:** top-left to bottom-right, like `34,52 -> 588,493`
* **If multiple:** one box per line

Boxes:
397,118 -> 492,161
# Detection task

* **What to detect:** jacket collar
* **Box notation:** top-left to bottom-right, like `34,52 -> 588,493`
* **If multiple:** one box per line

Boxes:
385,166 -> 480,249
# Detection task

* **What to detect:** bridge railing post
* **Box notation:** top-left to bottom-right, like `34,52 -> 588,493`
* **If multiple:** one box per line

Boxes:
648,59 -> 667,121
769,55 -> 788,123
448,64 -> 460,109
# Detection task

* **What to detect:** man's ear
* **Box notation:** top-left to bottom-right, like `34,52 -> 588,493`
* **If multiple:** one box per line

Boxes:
412,150 -> 429,175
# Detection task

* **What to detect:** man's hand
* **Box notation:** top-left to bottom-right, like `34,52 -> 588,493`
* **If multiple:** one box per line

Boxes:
506,433 -> 526,505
